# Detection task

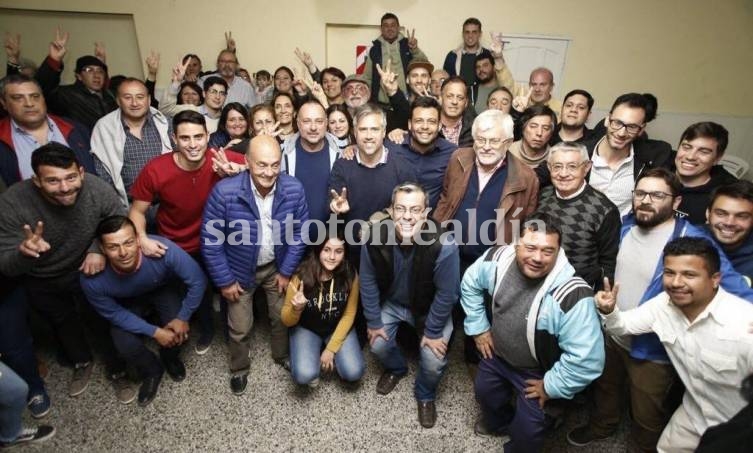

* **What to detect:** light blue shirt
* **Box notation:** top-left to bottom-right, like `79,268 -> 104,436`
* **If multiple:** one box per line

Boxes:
10,118 -> 68,179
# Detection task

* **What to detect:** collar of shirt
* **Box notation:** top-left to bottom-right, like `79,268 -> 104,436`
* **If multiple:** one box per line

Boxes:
120,111 -> 154,132
461,47 -> 483,55
10,117 -> 55,136
355,146 -> 389,167
556,181 -> 588,200
592,136 -> 634,168
686,289 -> 735,327
251,180 -> 277,200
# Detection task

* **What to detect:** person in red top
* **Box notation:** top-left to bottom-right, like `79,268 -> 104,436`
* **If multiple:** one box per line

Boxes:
128,110 -> 246,354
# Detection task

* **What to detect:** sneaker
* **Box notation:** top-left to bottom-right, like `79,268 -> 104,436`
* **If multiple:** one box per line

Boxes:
230,374 -> 248,395
111,372 -> 137,405
307,378 -> 320,389
566,425 -> 611,447
195,336 -> 212,355
69,362 -> 94,397
0,425 -> 55,449
474,416 -> 507,437
27,392 -> 51,419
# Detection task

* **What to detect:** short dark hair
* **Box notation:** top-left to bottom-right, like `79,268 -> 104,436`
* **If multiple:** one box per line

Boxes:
486,86 -> 513,107
0,73 -> 42,98
709,180 -> 753,208
177,81 -> 204,106
203,76 -> 228,93
381,12 -> 399,24
636,167 -> 682,197
440,75 -> 467,92
182,54 -> 201,66
663,236 -> 720,274
218,102 -> 249,135
610,92 -> 648,115
31,142 -> 80,174
679,122 -> 729,156
255,70 -> 271,79
563,89 -> 594,111
96,215 -> 136,240
410,96 -> 441,118
520,104 -> 558,130
474,53 -> 495,68
643,93 -> 659,123
463,17 -> 482,29
522,212 -> 562,246
320,67 -> 346,84
173,110 -> 207,133
116,77 -> 148,96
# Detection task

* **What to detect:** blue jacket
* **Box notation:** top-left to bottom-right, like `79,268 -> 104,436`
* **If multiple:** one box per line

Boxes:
461,245 -> 605,400
201,172 -> 309,289
621,214 -> 753,362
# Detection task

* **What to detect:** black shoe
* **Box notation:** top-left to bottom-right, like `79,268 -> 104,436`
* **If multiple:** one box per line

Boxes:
164,358 -> 186,382
417,400 -> 437,428
376,371 -> 402,395
230,374 -> 248,395
566,425 -> 611,447
137,371 -> 163,407
474,416 -> 508,437
0,425 -> 55,449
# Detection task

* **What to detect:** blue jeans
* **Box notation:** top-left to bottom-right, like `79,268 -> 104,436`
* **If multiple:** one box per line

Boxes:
0,285 -> 45,398
289,327 -> 364,385
370,301 -> 453,401
475,355 -> 549,453
0,361 -> 28,443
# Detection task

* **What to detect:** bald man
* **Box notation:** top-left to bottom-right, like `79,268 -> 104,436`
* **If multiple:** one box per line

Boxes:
201,135 -> 309,395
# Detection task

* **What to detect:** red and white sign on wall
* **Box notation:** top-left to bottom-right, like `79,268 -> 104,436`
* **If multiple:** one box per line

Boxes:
356,45 -> 371,74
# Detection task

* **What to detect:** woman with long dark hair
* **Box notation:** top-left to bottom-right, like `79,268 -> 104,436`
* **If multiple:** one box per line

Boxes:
208,103 -> 250,148
326,104 -> 354,151
281,231 -> 364,387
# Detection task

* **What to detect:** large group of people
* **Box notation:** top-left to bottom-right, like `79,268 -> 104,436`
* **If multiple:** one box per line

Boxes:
0,12 -> 752,453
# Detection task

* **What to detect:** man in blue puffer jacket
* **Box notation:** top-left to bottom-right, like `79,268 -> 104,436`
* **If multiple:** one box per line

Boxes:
201,135 -> 309,395
461,213 -> 605,453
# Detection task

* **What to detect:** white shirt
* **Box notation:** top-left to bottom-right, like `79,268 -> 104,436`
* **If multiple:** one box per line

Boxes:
252,182 -> 276,266
603,288 -> 753,435
589,137 -> 635,216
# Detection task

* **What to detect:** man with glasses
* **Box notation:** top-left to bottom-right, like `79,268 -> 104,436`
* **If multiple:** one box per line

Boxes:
360,183 -> 459,429
200,50 -> 256,108
586,93 -> 673,216
434,109 -> 539,366
341,75 -> 372,117
568,168 -> 753,451
34,27 -> 117,131
536,142 -> 620,289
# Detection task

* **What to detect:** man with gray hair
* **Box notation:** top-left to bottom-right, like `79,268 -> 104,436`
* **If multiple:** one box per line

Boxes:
535,141 -> 621,289
434,108 -> 539,364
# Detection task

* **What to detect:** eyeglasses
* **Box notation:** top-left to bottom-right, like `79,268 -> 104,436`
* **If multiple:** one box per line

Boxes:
81,66 -> 105,75
608,118 -> 643,135
393,206 -> 425,216
632,190 -> 673,201
474,137 -> 508,148
344,84 -> 369,95
207,89 -> 227,96
549,162 -> 587,174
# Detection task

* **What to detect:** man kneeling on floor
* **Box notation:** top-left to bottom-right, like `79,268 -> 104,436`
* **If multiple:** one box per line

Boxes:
460,213 -> 605,452
360,182 -> 459,429
80,216 -> 207,406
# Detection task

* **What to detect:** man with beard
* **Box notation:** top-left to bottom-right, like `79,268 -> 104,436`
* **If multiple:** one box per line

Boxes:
586,93 -> 673,216
341,75 -> 371,118
385,97 -> 456,209
0,143 -> 130,404
200,50 -> 256,109
568,168 -> 753,451
508,105 -> 556,169
705,180 -> 753,283
360,183 -> 459,429
405,60 -> 433,103
470,53 -> 499,114
549,89 -> 595,146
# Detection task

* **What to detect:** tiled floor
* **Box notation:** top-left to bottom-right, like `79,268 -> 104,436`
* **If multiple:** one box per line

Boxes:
24,322 -> 629,452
